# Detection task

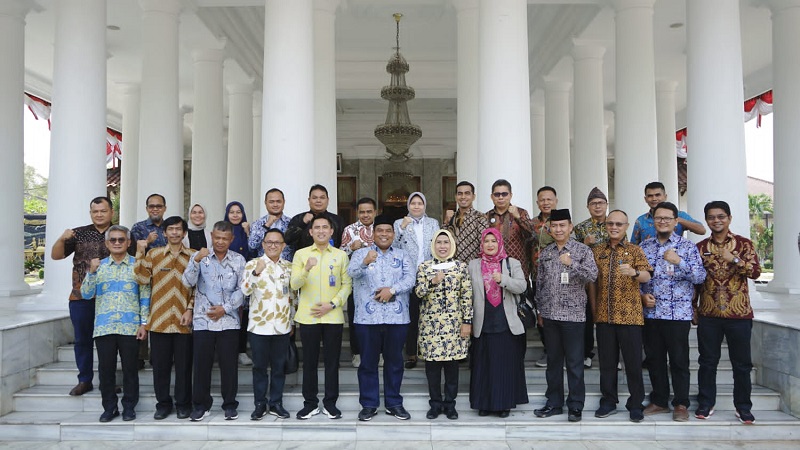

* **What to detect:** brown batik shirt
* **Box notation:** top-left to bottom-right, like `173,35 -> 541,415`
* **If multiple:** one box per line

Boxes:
592,240 -> 653,326
445,207 -> 489,263
486,206 -> 533,281
695,232 -> 761,320
63,224 -> 110,301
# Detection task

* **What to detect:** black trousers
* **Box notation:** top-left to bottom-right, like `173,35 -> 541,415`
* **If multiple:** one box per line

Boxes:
584,297 -> 595,358
596,323 -> 645,411
347,294 -> 360,355
149,331 -> 193,411
238,305 -> 249,353
644,319 -> 691,408
542,318 -> 585,410
192,329 -> 239,411
95,334 -> 139,413
425,360 -> 460,410
299,323 -> 343,409
405,291 -> 421,358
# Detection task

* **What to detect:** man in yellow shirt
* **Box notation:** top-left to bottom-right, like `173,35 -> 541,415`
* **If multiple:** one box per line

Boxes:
291,215 -> 352,420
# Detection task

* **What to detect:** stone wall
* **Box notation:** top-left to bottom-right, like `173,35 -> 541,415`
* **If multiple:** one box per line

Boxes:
753,320 -> 800,417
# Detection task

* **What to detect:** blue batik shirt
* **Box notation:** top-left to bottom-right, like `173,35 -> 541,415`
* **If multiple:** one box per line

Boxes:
182,250 -> 246,331
347,245 -> 415,325
640,233 -> 707,321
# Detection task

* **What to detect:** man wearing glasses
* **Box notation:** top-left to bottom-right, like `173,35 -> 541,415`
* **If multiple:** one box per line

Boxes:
630,182 -> 705,245
131,193 -> 168,253
639,202 -> 706,422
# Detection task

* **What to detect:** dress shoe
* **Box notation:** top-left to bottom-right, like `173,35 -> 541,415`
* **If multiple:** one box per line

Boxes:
386,405 -> 411,420
426,406 -> 441,419
534,405 -> 563,418
99,409 -> 119,423
69,382 -> 93,396
672,405 -> 689,422
122,409 -> 136,421
498,410 -> 510,418
478,410 -> 490,417
643,403 -> 670,416
568,409 -> 582,422
444,407 -> 458,420
404,357 -> 417,369
358,407 -> 378,422
153,406 -> 173,420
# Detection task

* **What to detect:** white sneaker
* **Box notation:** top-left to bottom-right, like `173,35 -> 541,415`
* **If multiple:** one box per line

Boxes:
584,357 -> 592,368
238,353 -> 253,366
535,354 -> 547,368
379,354 -> 384,367
352,354 -> 361,368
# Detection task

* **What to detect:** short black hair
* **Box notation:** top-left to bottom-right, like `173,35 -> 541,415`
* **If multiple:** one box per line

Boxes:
654,201 -> 679,219
311,214 -> 334,228
356,197 -> 377,209
704,201 -> 731,217
145,193 -> 166,206
607,209 -> 629,219
264,228 -> 285,241
644,182 -> 666,193
309,184 -> 328,197
491,179 -> 512,192
537,186 -> 557,197
162,216 -> 187,232
213,220 -> 233,233
456,181 -> 475,194
265,188 -> 285,201
90,196 -> 113,209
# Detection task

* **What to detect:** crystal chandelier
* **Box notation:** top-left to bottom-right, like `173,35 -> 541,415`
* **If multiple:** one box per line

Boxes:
374,13 -> 422,161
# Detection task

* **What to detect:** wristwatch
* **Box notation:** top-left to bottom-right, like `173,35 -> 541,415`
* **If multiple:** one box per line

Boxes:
632,270 -> 640,279
329,301 -> 336,309
732,257 -> 741,265
389,287 -> 396,295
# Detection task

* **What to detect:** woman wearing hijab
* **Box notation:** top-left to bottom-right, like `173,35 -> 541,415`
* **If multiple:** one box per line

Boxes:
224,201 -> 254,366
468,228 -> 529,417
415,229 -> 472,420
184,203 -> 213,250
394,192 -> 440,369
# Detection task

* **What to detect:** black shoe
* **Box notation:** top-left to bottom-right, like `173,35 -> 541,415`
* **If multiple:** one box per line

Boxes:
224,408 -> 239,420
568,409 -> 582,422
630,409 -> 644,423
154,406 -> 172,420
122,409 -> 136,421
176,408 -> 191,420
322,405 -> 342,419
386,405 -> 411,420
445,407 -> 458,420
404,358 -> 417,369
426,406 -> 441,419
190,408 -> 210,422
269,404 -> 290,419
498,410 -> 510,418
138,359 -> 146,370
99,409 -> 119,423
251,404 -> 268,421
296,405 -> 320,420
358,407 -> 378,422
534,405 -> 563,418
478,410 -> 490,417
594,404 -> 618,418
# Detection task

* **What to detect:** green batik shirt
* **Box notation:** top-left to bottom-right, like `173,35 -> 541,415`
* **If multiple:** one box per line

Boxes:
572,217 -> 610,249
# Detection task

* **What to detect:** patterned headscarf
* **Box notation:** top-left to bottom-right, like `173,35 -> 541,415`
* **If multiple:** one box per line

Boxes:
479,228 -> 508,307
430,229 -> 456,262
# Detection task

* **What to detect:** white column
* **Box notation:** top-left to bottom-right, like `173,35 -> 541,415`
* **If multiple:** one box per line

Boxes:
313,0 -> 340,209
453,0 -> 479,187
38,0 -> 107,306
544,79 -> 572,211
611,0 -> 658,218
262,0 -> 315,214
138,0 -> 183,215
0,0 -> 33,296
189,49 -> 225,217
226,83 -> 254,208
656,80 -> 680,203
118,83 -> 140,228
477,0 -> 532,211
764,0 -> 800,293
685,0 -> 748,237
530,98 -> 545,194
571,43 -> 608,222
252,90 -> 263,217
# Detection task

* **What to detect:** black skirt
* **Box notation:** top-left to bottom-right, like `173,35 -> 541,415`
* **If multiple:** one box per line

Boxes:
469,329 -> 529,411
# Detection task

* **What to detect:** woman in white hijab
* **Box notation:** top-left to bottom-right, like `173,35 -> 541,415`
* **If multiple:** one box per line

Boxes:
183,203 -> 212,250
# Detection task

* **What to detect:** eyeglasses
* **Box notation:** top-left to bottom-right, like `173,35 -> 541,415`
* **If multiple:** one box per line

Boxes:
605,221 -> 627,228
706,214 -> 729,221
654,216 -> 675,223
492,192 -> 510,198
263,241 -> 284,247
108,237 -> 127,244
588,201 -> 608,207
147,204 -> 165,209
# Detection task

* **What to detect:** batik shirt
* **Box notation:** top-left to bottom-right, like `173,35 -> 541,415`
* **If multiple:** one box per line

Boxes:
531,214 -> 555,282
640,233 -> 707,321
535,240 -> 598,322
348,245 -> 415,325
592,241 -> 653,326
445,207 -> 489,263
486,207 -> 533,281
573,217 -> 609,248
182,250 -> 246,331
134,245 -> 194,334
81,255 -> 150,337
631,211 -> 702,245
341,221 -> 375,256
131,218 -> 167,252
696,232 -> 761,320
63,224 -> 109,301
241,256 -> 295,335
248,213 -> 292,260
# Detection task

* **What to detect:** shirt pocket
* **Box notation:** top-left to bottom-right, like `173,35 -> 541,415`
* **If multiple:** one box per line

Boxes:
222,272 -> 238,291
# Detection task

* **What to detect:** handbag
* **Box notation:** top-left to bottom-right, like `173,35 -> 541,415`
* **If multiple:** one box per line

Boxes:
506,258 -> 538,328
285,337 -> 299,375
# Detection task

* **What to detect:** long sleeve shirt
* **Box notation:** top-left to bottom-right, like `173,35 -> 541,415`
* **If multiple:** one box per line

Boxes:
640,233 -> 707,321
290,244 -> 352,325
592,241 -> 653,326
535,240 -> 598,322
285,210 -> 345,255
182,250 -> 246,331
696,232 -> 761,320
81,255 -> 150,338
130,218 -> 167,251
487,207 -> 533,281
340,221 -> 375,257
573,217 -> 610,248
133,245 -> 194,334
347,245 -> 415,325
444,207 -> 489,263
241,256 -> 296,335
247,213 -> 291,260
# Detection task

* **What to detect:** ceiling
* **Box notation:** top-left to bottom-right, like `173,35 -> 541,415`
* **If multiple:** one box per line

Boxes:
22,0 -> 774,160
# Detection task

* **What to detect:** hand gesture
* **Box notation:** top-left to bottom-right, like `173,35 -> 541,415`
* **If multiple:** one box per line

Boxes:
363,250 -> 378,266
508,205 -> 520,219
584,235 -> 596,245
400,216 -> 412,230
310,301 -> 333,318
444,209 -> 455,224
136,240 -> 148,254
207,305 -> 225,321
642,293 -> 656,308
242,222 -> 250,236
266,214 -> 279,227
146,230 -> 158,244
60,228 -> 75,241
350,239 -> 363,251
719,248 -> 736,264
373,287 -> 393,302
89,258 -> 100,273
431,271 -> 445,285
303,212 -> 314,224
663,249 -> 681,265
491,271 -> 502,283
559,252 -> 572,266
254,259 -> 267,275
305,257 -> 318,271
619,263 -> 636,277
194,247 -> 210,262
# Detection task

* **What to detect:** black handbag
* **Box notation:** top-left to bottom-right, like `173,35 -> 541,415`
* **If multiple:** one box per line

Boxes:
285,337 -> 299,375
506,259 -> 538,328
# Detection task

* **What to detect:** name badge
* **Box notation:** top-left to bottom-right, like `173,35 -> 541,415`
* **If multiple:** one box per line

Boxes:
560,272 -> 569,284
329,274 -> 336,287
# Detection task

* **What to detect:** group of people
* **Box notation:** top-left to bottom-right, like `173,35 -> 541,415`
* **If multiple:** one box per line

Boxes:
53,179 -> 760,426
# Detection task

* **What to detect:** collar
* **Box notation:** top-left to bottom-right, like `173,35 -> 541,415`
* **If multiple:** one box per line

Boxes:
211,251 -> 233,262
711,231 -> 737,245
536,213 -> 551,222
106,255 -> 133,266
591,217 -> 606,225
145,217 -> 162,227
310,244 -> 333,254
370,243 -> 395,254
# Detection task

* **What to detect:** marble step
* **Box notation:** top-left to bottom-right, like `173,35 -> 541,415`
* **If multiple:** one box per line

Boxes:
13,383 -> 781,413
34,360 -> 754,388
0,409 -> 797,442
